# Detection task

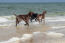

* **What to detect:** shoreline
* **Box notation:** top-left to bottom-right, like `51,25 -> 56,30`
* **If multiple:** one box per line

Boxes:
0,16 -> 65,42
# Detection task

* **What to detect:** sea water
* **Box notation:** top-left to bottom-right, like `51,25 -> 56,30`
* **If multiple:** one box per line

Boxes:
0,2 -> 65,16
0,2 -> 65,43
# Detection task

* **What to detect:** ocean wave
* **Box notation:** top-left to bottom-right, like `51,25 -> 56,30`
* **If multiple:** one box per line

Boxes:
46,16 -> 65,22
0,32 -> 64,43
0,17 -> 8,23
0,16 -> 65,26
51,26 -> 65,29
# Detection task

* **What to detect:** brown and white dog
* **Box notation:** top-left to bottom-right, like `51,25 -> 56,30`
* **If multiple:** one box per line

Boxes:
37,11 -> 47,22
14,11 -> 33,26
30,11 -> 47,23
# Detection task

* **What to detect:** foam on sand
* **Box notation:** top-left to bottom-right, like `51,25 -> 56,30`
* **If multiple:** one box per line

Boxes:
0,37 -> 20,43
20,34 -> 33,43
33,32 -> 47,43
33,32 -> 65,43
46,32 -> 64,38
0,32 -> 65,43
21,34 -> 33,39
51,26 -> 65,29
0,34 -> 33,43
33,32 -> 64,39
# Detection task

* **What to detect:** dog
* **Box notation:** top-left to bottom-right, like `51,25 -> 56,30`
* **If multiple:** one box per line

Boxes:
14,12 -> 33,26
30,13 -> 38,22
30,11 -> 47,22
37,11 -> 47,22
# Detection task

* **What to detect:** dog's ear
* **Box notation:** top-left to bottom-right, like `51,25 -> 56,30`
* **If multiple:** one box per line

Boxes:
44,11 -> 47,13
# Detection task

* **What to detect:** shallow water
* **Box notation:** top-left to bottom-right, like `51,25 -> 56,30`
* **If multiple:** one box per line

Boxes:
0,16 -> 65,42
0,22 -> 50,42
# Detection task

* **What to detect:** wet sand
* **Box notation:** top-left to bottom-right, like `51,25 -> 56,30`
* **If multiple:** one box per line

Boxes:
0,23 -> 50,42
0,16 -> 65,43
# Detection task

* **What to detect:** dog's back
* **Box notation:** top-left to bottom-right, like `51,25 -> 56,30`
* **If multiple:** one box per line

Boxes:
14,14 -> 30,26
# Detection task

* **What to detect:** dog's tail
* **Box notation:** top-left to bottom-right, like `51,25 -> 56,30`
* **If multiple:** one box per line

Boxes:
14,14 -> 17,16
13,11 -> 17,16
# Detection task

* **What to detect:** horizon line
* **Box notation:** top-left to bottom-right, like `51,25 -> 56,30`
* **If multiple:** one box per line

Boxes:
0,2 -> 65,3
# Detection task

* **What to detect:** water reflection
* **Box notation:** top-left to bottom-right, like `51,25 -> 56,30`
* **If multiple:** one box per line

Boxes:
0,22 -> 50,41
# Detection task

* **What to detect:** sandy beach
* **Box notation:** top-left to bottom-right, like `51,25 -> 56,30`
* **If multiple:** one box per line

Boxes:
0,22 -> 50,42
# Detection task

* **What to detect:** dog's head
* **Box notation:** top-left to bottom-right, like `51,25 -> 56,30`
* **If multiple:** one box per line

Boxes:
42,11 -> 47,14
28,11 -> 34,16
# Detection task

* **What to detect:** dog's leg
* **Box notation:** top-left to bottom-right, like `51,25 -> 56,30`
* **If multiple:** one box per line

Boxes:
30,18 -> 32,22
24,20 -> 29,26
16,18 -> 19,27
35,17 -> 38,22
43,19 -> 45,24
37,18 -> 40,23
40,18 -> 42,22
25,17 -> 29,26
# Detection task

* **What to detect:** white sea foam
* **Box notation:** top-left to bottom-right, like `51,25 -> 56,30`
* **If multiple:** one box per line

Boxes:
33,32 -> 65,43
33,32 -> 64,39
20,34 -> 33,43
46,32 -> 64,38
0,32 -> 65,43
0,34 -> 33,43
33,32 -> 47,43
51,26 -> 65,29
0,37 -> 20,43
21,34 -> 32,38
0,17 -> 9,23
32,22 -> 39,24
0,16 -> 65,26
45,17 -> 65,22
